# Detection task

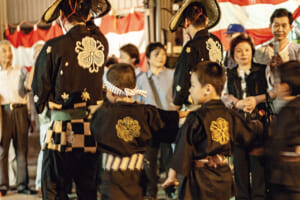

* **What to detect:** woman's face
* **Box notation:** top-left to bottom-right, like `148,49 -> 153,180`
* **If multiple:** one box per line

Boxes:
119,51 -> 133,65
148,48 -> 166,69
233,41 -> 252,66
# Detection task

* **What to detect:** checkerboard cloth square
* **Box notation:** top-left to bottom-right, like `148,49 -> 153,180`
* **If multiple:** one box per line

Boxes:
43,119 -> 97,153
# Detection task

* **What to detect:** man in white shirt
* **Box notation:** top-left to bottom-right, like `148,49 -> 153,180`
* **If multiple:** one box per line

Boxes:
0,40 -> 34,196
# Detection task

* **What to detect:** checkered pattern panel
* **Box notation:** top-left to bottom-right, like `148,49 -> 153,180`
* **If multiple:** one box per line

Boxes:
43,119 -> 96,153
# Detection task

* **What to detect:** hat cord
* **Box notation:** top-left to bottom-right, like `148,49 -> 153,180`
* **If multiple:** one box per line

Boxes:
67,0 -> 88,23
184,7 -> 207,29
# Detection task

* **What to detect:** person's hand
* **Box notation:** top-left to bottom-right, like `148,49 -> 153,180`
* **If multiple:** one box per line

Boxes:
243,96 -> 256,113
162,168 -> 179,188
270,55 -> 283,72
221,94 -> 239,108
178,110 -> 190,118
275,83 -> 291,99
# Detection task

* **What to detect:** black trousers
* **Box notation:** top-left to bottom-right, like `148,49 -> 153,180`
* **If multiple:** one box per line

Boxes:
0,105 -> 29,191
144,142 -> 174,197
268,184 -> 300,200
41,149 -> 99,200
233,145 -> 265,200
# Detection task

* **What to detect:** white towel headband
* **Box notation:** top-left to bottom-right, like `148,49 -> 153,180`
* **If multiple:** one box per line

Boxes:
103,72 -> 147,97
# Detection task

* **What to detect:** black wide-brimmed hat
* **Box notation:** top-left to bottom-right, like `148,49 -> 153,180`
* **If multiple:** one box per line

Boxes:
41,0 -> 111,23
169,0 -> 221,32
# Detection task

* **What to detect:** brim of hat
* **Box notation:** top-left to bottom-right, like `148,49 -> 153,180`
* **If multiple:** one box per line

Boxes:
41,0 -> 62,23
41,0 -> 111,23
169,0 -> 221,32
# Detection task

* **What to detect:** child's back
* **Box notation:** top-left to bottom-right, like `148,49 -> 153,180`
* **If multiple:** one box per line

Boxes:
171,99 -> 254,200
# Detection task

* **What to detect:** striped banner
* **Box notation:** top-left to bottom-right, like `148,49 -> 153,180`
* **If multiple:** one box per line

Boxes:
4,1 -> 300,68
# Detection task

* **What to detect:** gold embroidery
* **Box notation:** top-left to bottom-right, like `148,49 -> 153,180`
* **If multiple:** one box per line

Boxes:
81,88 -> 90,102
116,116 -> 141,142
48,101 -> 62,110
210,117 -> 230,145
61,92 -> 69,100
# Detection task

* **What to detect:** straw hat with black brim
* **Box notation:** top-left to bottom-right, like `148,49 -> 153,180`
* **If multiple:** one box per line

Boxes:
169,0 -> 221,32
41,0 -> 111,23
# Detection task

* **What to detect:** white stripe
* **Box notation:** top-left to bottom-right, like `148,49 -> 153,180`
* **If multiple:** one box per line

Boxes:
119,157 -> 130,171
105,154 -> 114,170
111,157 -> 121,171
135,154 -> 144,170
128,154 -> 138,170
102,153 -> 108,169
105,30 -> 147,57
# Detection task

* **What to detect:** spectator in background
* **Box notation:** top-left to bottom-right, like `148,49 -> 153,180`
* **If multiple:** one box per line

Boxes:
169,0 -> 223,108
119,43 -> 143,78
0,40 -> 35,196
255,8 -> 300,112
224,23 -> 246,69
135,42 -> 177,200
223,33 -> 268,200
26,41 -> 51,197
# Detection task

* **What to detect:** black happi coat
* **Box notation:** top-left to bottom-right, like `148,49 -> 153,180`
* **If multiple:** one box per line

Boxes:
32,22 -> 108,113
173,29 -> 223,106
266,97 -> 300,191
91,100 -> 179,156
170,100 -> 255,200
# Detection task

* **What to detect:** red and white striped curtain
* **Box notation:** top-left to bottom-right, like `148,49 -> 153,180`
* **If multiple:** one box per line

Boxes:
4,0 -> 300,69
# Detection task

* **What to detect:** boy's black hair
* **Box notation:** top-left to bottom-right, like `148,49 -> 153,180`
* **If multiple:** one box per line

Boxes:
120,44 -> 140,65
183,2 -> 207,28
145,42 -> 166,59
191,61 -> 225,96
278,60 -> 300,95
106,63 -> 136,90
60,0 -> 92,23
229,33 -> 255,59
270,8 -> 293,25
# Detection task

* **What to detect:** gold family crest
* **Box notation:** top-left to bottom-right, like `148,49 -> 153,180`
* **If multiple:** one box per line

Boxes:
116,116 -> 141,142
210,117 -> 230,145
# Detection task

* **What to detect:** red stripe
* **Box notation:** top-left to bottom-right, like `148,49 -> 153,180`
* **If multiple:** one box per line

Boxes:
218,0 -> 288,6
212,28 -> 273,51
6,23 -> 63,48
100,11 -> 144,35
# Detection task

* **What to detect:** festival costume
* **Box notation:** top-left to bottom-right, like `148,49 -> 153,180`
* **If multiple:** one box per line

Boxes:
172,29 -> 223,106
170,100 -> 255,200
90,100 -> 179,200
32,21 -> 108,199
266,97 -> 300,200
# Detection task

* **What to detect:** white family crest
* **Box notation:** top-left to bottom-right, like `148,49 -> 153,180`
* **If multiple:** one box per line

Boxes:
75,36 -> 105,73
206,38 -> 222,64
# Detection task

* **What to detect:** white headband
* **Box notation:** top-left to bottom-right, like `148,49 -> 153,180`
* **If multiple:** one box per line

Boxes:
103,72 -> 147,97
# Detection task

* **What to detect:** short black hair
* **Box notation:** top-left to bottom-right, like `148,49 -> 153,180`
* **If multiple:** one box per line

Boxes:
60,0 -> 92,23
191,61 -> 225,96
278,60 -> 300,96
229,33 -> 255,60
270,8 -> 293,25
145,42 -> 166,58
183,2 -> 207,28
106,63 -> 136,90
120,44 -> 140,65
